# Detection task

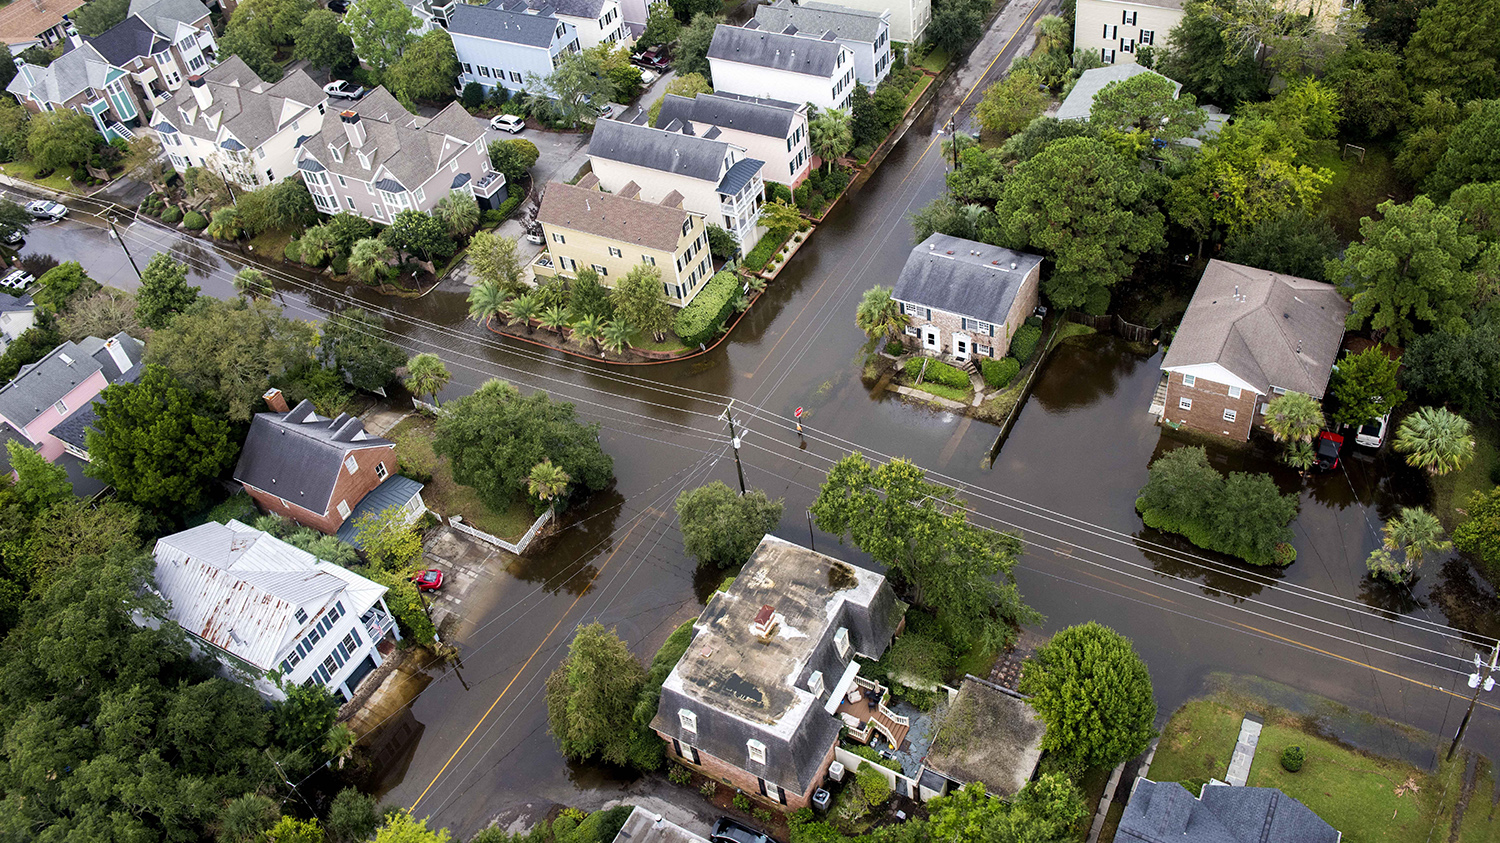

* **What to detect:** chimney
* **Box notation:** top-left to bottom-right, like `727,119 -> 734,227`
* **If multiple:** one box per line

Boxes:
263,387 -> 289,413
64,25 -> 82,49
188,75 -> 211,110
341,110 -> 365,148
103,337 -> 132,373
752,604 -> 778,639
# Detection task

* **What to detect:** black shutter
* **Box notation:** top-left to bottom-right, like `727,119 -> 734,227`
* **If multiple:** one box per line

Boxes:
672,738 -> 682,757
757,778 -> 768,796
778,786 -> 788,805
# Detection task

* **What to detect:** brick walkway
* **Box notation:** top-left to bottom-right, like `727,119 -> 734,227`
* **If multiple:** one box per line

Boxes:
989,630 -> 1042,690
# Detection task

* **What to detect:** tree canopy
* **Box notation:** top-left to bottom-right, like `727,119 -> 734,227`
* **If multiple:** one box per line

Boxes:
135,254 -> 200,329
341,0 -> 418,78
1020,622 -> 1156,768
319,308 -> 404,393
1328,347 -> 1405,427
544,623 -> 661,769
674,481 -> 784,568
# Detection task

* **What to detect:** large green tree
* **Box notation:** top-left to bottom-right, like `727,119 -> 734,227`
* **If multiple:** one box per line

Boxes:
341,0 -> 418,78
673,13 -> 719,81
529,47 -> 616,125
1402,0 -> 1500,103
434,379 -> 614,510
319,308 -> 404,392
84,365 -> 238,514
929,0 -> 990,56
674,481 -> 784,568
1424,99 -> 1500,200
1089,71 -> 1205,145
74,0 -> 130,35
466,231 -> 526,294
1019,622 -> 1156,768
974,68 -> 1047,138
7,440 -> 72,515
1401,312 -> 1500,420
293,8 -> 358,73
382,210 -> 452,262
1323,43 -> 1410,139
1222,209 -> 1339,278
1158,0 -> 1270,105
1137,446 -> 1298,566
991,136 -> 1165,308
134,253 -> 200,329
1328,195 -> 1479,344
389,29 -> 460,103
26,111 -> 97,171
811,454 -> 1035,651
611,263 -> 672,342
1328,347 -> 1405,427
1455,487 -> 1500,576
488,138 -> 541,184
544,623 -> 660,769
925,776 -> 1088,843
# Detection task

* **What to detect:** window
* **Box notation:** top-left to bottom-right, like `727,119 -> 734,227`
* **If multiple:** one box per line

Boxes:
1227,386 -> 1242,399
764,781 -> 782,802
834,627 -> 851,659
53,399 -> 66,414
1122,10 -> 1137,24
904,326 -> 918,337
1223,409 -> 1238,422
479,66 -> 491,77
376,461 -> 388,480
462,62 -> 472,74
337,499 -> 351,519
642,255 -> 655,265
591,264 -> 608,276
1271,386 -> 1287,396
295,608 -> 309,624
1182,374 -> 1195,388
809,671 -> 825,696
607,246 -> 621,257
1140,29 -> 1155,44
679,709 -> 697,732
510,71 -> 522,83
747,739 -> 766,764
414,187 -> 425,203
345,454 -> 359,474
346,196 -> 356,210
265,168 -> 273,181
1178,397 -> 1193,411
552,232 -> 565,244
257,147 -> 266,159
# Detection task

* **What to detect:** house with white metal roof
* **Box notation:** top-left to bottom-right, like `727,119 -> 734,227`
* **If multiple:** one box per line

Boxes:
752,1 -> 890,90
708,23 -> 857,113
152,519 -> 401,702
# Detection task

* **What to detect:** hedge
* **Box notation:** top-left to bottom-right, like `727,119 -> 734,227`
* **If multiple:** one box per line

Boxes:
843,742 -> 902,771
494,182 -> 523,221
161,206 -> 183,224
284,239 -> 303,263
743,226 -> 793,273
183,210 -> 208,230
922,359 -> 970,389
674,270 -> 741,347
1010,324 -> 1042,362
980,356 -> 1019,389
330,254 -> 349,275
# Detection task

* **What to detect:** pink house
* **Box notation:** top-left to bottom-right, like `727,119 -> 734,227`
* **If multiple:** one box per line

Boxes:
0,333 -> 143,494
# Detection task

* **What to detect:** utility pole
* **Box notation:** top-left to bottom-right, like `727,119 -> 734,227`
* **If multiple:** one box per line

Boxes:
723,402 -> 747,495
106,216 -> 142,279
1448,642 -> 1499,761
414,583 -> 442,645
806,510 -> 815,552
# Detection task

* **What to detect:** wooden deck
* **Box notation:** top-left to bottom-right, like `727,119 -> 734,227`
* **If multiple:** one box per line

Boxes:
835,694 -> 910,749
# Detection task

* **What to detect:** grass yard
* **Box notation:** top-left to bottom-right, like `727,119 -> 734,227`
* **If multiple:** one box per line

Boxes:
1150,696 -> 1499,843
1430,422 -> 1499,531
1308,142 -> 1411,243
246,226 -> 296,262
915,45 -> 951,73
389,415 -> 536,540
903,74 -> 934,109
1052,322 -> 1098,345
0,160 -> 82,194
628,330 -> 688,353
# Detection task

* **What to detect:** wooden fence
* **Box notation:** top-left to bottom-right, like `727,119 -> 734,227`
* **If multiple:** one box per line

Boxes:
449,509 -> 554,555
1066,312 -> 1160,343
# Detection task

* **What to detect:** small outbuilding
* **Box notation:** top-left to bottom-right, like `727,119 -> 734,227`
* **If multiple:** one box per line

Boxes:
919,675 -> 1047,801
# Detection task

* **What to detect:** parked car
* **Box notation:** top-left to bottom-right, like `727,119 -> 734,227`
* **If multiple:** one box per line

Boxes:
710,818 -> 776,843
632,46 -> 669,69
327,0 -> 348,11
639,68 -> 659,86
0,267 -> 34,290
25,200 -> 66,221
525,222 -> 544,245
411,569 -> 444,592
2,228 -> 23,246
489,114 -> 526,134
1315,430 -> 1343,471
1354,414 -> 1389,449
323,80 -> 366,100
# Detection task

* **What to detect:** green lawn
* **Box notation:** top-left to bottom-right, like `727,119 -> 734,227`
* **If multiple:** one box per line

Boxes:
915,45 -> 951,73
1307,142 -> 1410,243
903,74 -> 934,109
1150,697 -> 1499,843
1430,422 -> 1499,531
628,329 -> 688,353
906,376 -> 971,403
0,160 -> 81,194
389,415 -> 536,540
246,226 -> 296,262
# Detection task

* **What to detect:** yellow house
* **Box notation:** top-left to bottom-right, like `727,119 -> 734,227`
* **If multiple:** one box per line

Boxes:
533,176 -> 716,306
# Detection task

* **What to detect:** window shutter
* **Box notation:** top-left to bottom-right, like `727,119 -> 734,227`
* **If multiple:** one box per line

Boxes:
925,307 -> 932,320
988,323 -> 995,337
758,778 -> 768,796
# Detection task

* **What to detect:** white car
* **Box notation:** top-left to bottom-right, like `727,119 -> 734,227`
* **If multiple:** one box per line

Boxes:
323,80 -> 366,100
639,68 -> 659,86
0,267 -> 34,290
25,200 -> 66,221
1354,414 -> 1389,449
489,114 -> 526,134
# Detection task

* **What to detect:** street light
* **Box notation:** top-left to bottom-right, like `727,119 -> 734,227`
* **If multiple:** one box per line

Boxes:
1448,642 -> 1499,761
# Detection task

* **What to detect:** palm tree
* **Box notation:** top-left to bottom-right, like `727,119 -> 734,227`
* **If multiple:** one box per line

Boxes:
539,304 -> 570,336
1281,440 -> 1316,472
1263,391 -> 1325,444
233,267 -> 272,300
1367,506 -> 1451,582
940,130 -> 977,169
403,353 -> 450,407
1034,14 -> 1069,53
504,292 -> 540,333
323,723 -> 358,770
1395,406 -> 1475,475
855,285 -> 908,344
810,108 -> 854,172
571,313 -> 606,352
348,237 -> 393,284
467,279 -> 511,326
600,319 -> 634,354
527,459 -> 571,504
758,199 -> 804,232
434,189 -> 480,237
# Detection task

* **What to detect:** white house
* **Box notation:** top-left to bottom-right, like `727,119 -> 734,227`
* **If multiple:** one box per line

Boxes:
0,292 -> 35,353
654,91 -> 810,187
150,55 -> 329,188
708,23 -> 857,113
1073,0 -> 1183,65
448,0 -> 582,95
620,0 -> 665,37
85,0 -> 219,112
537,0 -> 625,50
826,0 -> 928,44
752,0 -> 890,90
152,519 -> 402,702
589,113 -> 766,253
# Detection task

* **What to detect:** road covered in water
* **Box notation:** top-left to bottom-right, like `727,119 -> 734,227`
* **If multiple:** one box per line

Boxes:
14,0 -> 1500,832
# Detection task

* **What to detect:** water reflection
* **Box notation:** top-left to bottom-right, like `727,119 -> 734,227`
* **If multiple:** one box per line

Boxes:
1135,529 -> 1277,602
506,488 -> 625,595
1030,335 -> 1152,412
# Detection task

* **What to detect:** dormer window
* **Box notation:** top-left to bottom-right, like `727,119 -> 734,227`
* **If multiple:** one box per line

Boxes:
329,143 -> 342,163
679,709 -> 697,733
834,627 -> 851,659
747,739 -> 766,764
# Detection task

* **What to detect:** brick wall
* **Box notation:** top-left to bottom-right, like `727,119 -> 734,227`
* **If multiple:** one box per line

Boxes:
1162,373 -> 1257,440
243,443 -> 397,534
898,265 -> 1041,360
657,731 -> 835,811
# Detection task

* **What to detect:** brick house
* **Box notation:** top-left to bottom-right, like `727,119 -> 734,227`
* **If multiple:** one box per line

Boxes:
651,535 -> 903,811
891,233 -> 1043,363
1159,260 -> 1350,441
234,390 -> 424,538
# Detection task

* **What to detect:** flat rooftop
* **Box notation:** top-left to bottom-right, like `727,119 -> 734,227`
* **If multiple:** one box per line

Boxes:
925,676 -> 1047,799
610,807 -> 709,843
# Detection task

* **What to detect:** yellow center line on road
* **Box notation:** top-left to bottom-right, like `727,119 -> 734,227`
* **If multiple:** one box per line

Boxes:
408,518 -> 646,813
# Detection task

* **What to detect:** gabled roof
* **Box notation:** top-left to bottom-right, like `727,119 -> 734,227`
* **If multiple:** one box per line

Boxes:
655,92 -> 802,138
589,117 -> 735,183
0,332 -> 142,427
716,157 -> 764,195
708,23 -> 845,78
50,401 -> 95,451
529,0 -> 604,19
233,399 -> 395,517
0,292 -> 33,312
1161,260 -> 1350,397
128,0 -> 212,36
0,0 -> 84,46
1117,780 -> 1340,843
448,0 -> 567,48
166,57 -> 326,147
753,0 -> 886,44
335,475 -> 426,546
893,233 -> 1043,323
539,180 -> 693,252
297,94 -> 485,191
6,42 -> 119,105
152,519 -> 388,671
87,15 -> 168,66
1056,63 -> 1181,122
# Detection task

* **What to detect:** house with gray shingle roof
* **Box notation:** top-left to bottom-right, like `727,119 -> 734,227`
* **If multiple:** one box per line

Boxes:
151,55 -> 329,189
589,114 -> 767,254
1158,260 -> 1349,441
892,233 -> 1044,364
0,292 -> 36,355
449,0 -> 583,95
708,23 -> 858,112
655,92 -> 811,187
752,0 -> 891,89
295,87 -> 502,223
6,40 -> 145,142
1117,779 -> 1341,843
89,0 -> 216,111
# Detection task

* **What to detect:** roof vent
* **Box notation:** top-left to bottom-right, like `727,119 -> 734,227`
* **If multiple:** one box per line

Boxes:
752,604 -> 777,639
1011,261 -> 1017,269
1297,339 -> 1303,353
946,250 -> 954,255
928,243 -> 934,250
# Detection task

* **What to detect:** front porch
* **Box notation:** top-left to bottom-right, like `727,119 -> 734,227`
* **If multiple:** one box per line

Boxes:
834,675 -> 911,749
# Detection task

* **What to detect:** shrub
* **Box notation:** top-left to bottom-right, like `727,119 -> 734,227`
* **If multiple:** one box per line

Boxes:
461,81 -> 485,109
855,763 -> 891,808
743,226 -> 792,273
1082,286 -> 1110,316
732,793 -> 752,812
480,209 -> 504,227
980,356 -> 1020,389
1025,315 -> 1043,328
769,182 -> 793,204
330,254 -> 350,275
1010,324 -> 1042,362
752,809 -> 774,824
493,183 -> 523,221
183,210 -> 208,230
852,144 -> 873,162
1281,745 -> 1304,772
922,359 -> 970,389
1136,446 -> 1299,566
668,764 -> 692,786
843,742 -> 901,772
884,339 -> 905,355
699,780 -> 718,797
674,270 -> 741,347
283,239 -> 303,263
161,206 -> 183,224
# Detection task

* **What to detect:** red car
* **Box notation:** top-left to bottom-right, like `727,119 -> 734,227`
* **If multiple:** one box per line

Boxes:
632,46 -> 669,69
1315,431 -> 1343,471
411,569 -> 444,591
